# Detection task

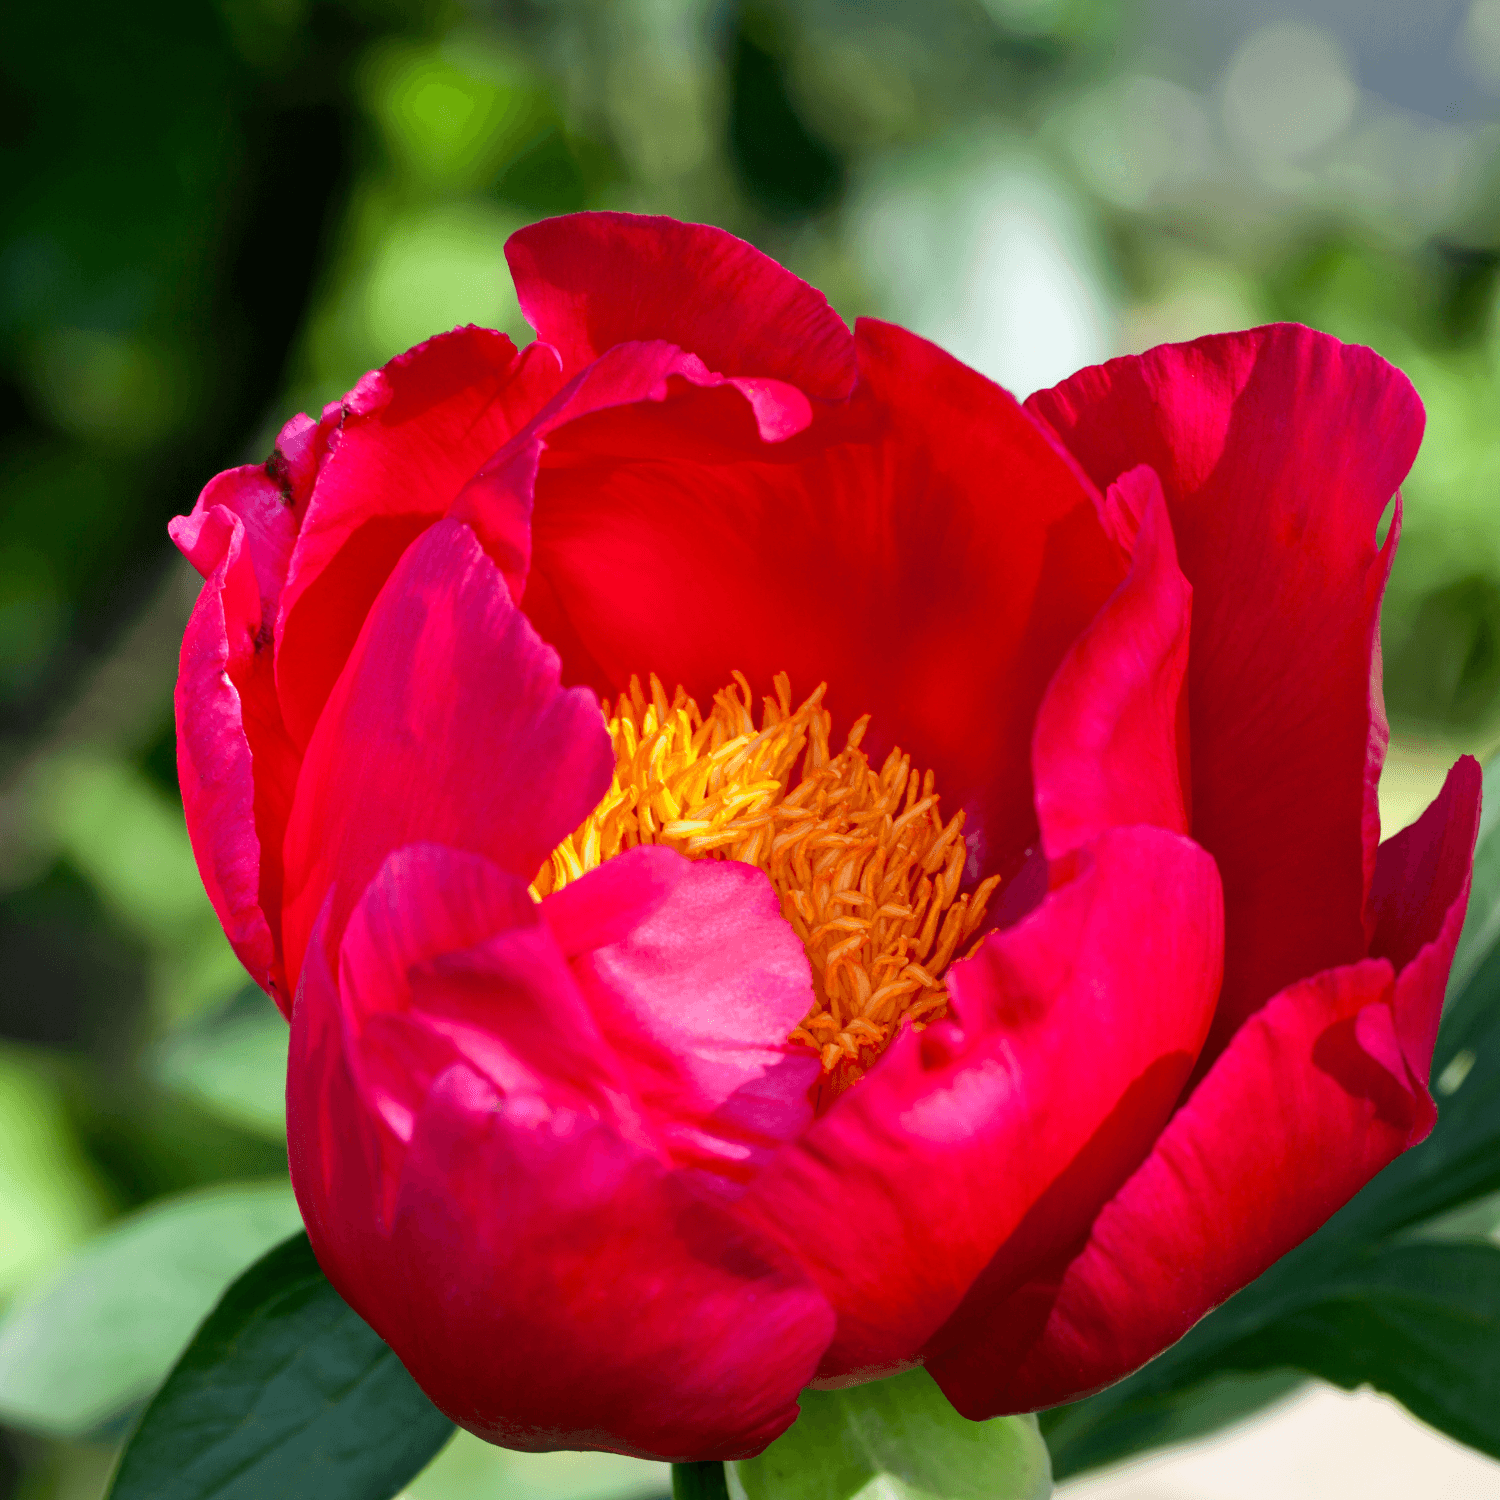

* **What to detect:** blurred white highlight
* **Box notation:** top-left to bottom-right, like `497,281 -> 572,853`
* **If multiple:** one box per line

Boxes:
852,143 -> 1114,398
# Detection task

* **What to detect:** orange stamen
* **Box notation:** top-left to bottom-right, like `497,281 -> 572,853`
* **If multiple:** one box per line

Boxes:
532,673 -> 1000,1094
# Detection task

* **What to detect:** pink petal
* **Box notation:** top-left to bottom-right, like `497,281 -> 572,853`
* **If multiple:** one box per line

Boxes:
555,849 -> 821,1192
1027,326 -> 1423,1061
172,462 -> 296,621
505,211 -> 857,398
382,1064 -> 835,1459
1031,463 -> 1191,856
279,518 -> 612,994
1369,756 -> 1482,1073
172,503 -> 299,1009
930,953 -> 1434,1416
736,824 -> 1222,1381
287,853 -> 836,1461
521,318 -> 1124,883
274,328 -> 564,749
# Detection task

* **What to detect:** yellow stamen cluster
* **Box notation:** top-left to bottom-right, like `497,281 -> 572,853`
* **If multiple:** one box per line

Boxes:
532,673 -> 1000,1091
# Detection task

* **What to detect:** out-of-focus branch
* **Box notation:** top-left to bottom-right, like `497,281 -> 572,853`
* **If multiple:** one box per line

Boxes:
0,556 -> 200,893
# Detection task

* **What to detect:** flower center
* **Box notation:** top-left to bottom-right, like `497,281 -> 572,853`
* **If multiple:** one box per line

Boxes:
532,673 -> 999,1091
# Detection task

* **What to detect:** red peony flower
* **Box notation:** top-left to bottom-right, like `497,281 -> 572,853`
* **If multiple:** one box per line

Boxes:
171,212 -> 1479,1462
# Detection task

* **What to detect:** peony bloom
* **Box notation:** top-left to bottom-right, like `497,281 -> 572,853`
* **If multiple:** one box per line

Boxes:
172,212 -> 1479,1461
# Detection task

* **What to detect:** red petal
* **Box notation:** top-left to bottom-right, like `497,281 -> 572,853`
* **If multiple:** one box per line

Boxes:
173,461 -> 296,617
287,902 -> 387,1301
523,318 -> 1123,879
341,840 -> 819,1193
554,849 -> 821,1192
1027,326 -> 1423,1060
1369,756 -> 1482,1074
279,518 -> 612,994
172,501 -> 299,1010
505,212 -> 857,398
930,951 -> 1436,1416
1031,464 -> 1191,855
274,328 -> 564,749
287,850 -> 835,1461
736,825 -> 1222,1380
382,1064 -> 834,1459
453,339 -> 813,606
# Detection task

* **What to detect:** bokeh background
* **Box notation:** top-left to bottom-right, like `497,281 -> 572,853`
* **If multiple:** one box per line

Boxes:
1,1 -> 1498,1497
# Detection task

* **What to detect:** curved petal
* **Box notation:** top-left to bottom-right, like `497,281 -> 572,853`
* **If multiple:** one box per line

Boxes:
287,844 -> 836,1462
1369,756 -> 1482,1072
1031,464 -> 1191,857
1026,326 -> 1423,1058
523,318 -> 1124,881
172,503 -> 300,1010
555,849 -> 821,1193
383,1064 -> 834,1460
279,517 -> 612,994
275,328 -> 564,749
505,211 -> 857,398
173,462 -> 296,622
453,339 -> 813,606
736,825 -> 1222,1382
930,956 -> 1437,1416
288,897 -> 389,1292
345,842 -> 819,1193
338,845 -> 629,1152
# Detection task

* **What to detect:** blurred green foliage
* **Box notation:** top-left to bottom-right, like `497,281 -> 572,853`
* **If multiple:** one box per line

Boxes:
0,0 -> 1496,1496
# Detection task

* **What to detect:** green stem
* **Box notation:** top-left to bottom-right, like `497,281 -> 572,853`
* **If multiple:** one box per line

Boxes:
671,1462 -> 730,1500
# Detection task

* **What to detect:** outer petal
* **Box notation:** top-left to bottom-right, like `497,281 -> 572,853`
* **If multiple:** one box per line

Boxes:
279,518 -> 612,993
736,825 -> 1222,1382
288,845 -> 836,1462
505,212 -> 857,398
174,507 -> 288,1004
170,410 -> 345,1009
932,959 -> 1424,1415
933,763 -> 1476,1416
383,1064 -> 833,1460
1369,756 -> 1483,1070
287,898 -> 388,1282
523,318 -> 1124,881
334,845 -> 634,1205
1027,326 -> 1423,1058
275,328 -> 565,749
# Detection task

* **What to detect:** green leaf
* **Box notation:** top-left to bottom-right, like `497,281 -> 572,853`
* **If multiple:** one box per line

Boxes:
407,1434 -> 667,1500
0,1043 -> 110,1304
153,990 -> 288,1139
1041,1368 -> 1303,1481
673,1462 -> 730,1500
109,1231 -> 454,1500
1210,1241 -> 1500,1462
0,1180 -> 301,1437
728,1369 -> 1050,1500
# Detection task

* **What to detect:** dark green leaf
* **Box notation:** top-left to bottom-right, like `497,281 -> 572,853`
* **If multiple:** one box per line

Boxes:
1210,1242 -> 1500,1463
108,1231 -> 454,1500
1042,1368 -> 1303,1482
0,1181 -> 301,1438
